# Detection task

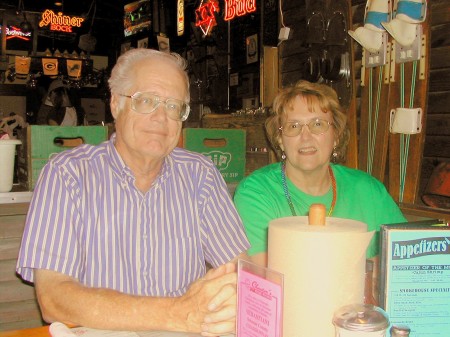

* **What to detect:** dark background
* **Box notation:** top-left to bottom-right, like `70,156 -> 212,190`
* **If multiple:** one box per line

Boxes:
1,0 -> 125,56
1,0 -> 276,113
0,0 -> 200,59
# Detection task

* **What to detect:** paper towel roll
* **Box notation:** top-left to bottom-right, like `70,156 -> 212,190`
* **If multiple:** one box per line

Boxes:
268,216 -> 374,337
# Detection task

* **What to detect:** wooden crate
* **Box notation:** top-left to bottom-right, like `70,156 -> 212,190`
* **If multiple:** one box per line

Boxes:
201,114 -> 276,175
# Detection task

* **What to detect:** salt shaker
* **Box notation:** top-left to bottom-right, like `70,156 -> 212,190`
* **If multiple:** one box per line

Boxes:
333,303 -> 390,337
390,325 -> 410,337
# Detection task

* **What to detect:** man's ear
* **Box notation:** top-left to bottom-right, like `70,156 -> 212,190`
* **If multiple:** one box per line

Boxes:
110,94 -> 119,120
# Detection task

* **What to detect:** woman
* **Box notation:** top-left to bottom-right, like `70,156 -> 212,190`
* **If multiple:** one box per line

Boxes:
234,80 -> 406,267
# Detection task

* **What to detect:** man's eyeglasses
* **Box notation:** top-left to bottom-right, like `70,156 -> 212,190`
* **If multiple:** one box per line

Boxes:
279,118 -> 333,137
120,92 -> 190,122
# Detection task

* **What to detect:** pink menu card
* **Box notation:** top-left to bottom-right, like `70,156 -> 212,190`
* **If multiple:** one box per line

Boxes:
237,260 -> 283,337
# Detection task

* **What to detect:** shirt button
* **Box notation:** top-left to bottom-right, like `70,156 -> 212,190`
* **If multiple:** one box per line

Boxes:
143,234 -> 148,239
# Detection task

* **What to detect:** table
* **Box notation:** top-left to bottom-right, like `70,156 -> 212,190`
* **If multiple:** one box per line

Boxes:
0,325 -> 233,337
0,326 -> 49,337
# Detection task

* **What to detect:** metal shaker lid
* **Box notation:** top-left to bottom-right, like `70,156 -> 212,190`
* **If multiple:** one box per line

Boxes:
390,325 -> 411,337
333,303 -> 390,332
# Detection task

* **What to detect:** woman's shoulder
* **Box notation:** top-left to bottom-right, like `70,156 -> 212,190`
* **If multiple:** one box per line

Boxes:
333,164 -> 387,190
236,162 -> 280,191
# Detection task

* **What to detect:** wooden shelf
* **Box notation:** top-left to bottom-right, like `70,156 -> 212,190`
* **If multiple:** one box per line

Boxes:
400,203 -> 450,223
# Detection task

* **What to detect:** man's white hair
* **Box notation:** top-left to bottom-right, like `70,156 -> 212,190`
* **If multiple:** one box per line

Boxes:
108,48 -> 190,102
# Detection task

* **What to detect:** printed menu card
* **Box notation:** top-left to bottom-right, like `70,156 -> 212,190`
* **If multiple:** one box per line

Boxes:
380,221 -> 450,337
237,259 -> 283,337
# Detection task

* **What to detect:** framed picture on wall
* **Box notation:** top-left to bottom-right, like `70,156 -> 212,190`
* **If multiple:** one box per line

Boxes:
157,35 -> 170,53
236,73 -> 254,97
246,34 -> 258,64
137,37 -> 148,49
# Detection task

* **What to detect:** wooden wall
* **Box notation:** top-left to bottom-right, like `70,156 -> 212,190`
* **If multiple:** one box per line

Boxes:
279,0 -> 450,209
278,0 -> 308,87
0,203 -> 44,331
423,0 -> 450,197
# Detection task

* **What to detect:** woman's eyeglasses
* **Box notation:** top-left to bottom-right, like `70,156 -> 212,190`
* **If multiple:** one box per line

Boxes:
279,118 -> 333,137
120,92 -> 190,121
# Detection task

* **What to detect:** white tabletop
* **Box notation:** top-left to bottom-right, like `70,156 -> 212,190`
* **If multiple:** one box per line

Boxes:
0,190 -> 33,204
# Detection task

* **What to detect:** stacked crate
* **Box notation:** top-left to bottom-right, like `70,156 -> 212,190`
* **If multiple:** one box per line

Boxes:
201,114 -> 276,176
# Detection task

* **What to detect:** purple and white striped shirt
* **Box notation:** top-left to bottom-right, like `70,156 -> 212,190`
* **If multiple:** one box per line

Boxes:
16,136 -> 250,297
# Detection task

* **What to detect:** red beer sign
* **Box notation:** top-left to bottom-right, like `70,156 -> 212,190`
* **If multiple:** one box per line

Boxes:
1,25 -> 32,41
224,0 -> 257,21
195,0 -> 219,36
39,9 -> 85,33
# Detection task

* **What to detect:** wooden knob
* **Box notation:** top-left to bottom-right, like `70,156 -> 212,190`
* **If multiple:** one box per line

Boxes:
308,203 -> 326,226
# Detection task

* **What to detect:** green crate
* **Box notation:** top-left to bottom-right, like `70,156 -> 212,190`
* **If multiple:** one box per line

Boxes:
17,125 -> 108,190
182,128 -> 246,183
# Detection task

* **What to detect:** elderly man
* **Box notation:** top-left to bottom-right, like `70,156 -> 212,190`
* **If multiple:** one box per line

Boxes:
16,49 -> 250,337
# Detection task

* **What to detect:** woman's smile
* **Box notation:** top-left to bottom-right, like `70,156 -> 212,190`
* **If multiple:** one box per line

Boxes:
298,146 -> 317,154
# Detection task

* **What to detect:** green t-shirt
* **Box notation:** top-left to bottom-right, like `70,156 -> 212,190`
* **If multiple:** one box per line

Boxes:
234,163 -> 407,258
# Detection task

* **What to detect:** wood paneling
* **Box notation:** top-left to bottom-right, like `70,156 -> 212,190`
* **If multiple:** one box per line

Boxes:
430,46 -> 450,69
0,203 -> 43,331
429,69 -> 450,92
422,0 -> 450,211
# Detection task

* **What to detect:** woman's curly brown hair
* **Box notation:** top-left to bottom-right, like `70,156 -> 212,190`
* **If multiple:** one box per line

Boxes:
265,80 -> 350,163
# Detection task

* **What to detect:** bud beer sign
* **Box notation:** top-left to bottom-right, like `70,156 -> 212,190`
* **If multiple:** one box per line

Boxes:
224,0 -> 257,21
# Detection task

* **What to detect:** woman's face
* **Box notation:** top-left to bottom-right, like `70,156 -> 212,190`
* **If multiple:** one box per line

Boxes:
279,95 -> 336,173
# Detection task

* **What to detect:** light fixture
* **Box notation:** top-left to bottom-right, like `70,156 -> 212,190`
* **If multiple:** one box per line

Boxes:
54,1 -> 63,6
20,19 -> 32,33
79,0 -> 97,52
17,0 -> 32,33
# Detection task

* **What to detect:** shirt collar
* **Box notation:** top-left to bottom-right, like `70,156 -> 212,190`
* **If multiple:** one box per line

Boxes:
107,133 -> 172,185
107,133 -> 133,180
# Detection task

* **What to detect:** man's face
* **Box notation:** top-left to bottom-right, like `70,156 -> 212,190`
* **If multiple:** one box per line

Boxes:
112,58 -> 187,163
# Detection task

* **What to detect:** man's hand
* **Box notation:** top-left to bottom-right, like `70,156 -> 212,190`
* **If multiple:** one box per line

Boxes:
34,262 -> 243,334
178,263 -> 238,336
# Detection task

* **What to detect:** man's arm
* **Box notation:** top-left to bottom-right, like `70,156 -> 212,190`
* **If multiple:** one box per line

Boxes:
35,266 -> 237,336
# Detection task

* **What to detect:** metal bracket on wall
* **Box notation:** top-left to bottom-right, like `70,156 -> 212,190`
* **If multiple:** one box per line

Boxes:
419,34 -> 427,80
390,107 -> 422,134
394,24 -> 422,64
363,32 -> 389,69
